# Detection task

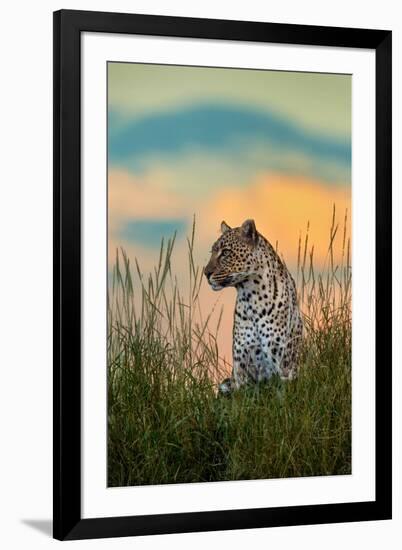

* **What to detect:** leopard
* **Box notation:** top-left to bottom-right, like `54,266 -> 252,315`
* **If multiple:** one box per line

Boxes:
204,219 -> 303,395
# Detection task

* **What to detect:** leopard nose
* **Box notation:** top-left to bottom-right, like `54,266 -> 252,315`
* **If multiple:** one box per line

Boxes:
204,265 -> 213,279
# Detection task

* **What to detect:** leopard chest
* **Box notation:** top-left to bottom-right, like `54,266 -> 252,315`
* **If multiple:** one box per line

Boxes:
235,277 -> 274,322
233,269 -> 291,347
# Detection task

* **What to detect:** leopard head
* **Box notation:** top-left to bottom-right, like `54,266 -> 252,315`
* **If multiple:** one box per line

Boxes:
204,219 -> 259,291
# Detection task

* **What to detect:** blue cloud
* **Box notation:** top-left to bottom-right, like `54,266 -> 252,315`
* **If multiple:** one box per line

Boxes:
108,103 -> 351,172
120,218 -> 187,248
108,110 -> 128,140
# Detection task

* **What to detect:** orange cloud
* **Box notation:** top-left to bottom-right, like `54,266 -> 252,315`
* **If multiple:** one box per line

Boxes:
201,173 -> 351,270
108,169 -> 187,234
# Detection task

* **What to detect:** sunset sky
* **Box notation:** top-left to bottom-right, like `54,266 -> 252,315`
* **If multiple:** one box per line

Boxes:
108,62 -> 351,361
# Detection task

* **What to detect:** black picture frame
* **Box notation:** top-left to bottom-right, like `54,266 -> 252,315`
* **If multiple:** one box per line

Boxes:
53,9 -> 392,541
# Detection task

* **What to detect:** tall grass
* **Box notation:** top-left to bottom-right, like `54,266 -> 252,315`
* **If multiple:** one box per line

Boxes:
108,211 -> 351,486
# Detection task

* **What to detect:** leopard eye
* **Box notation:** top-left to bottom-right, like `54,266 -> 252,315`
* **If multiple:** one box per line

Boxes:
221,248 -> 230,258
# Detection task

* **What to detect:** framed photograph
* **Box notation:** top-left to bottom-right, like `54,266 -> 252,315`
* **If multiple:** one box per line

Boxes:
53,9 -> 392,541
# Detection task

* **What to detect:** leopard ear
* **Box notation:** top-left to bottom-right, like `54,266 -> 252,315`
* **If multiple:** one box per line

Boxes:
241,219 -> 258,246
221,221 -> 231,234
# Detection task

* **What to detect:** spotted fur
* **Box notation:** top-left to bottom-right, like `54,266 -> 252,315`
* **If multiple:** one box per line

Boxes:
204,219 -> 303,394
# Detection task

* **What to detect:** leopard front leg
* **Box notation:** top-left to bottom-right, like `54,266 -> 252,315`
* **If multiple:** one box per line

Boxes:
217,357 -> 253,396
232,353 -> 253,389
232,318 -> 259,389
219,299 -> 261,393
